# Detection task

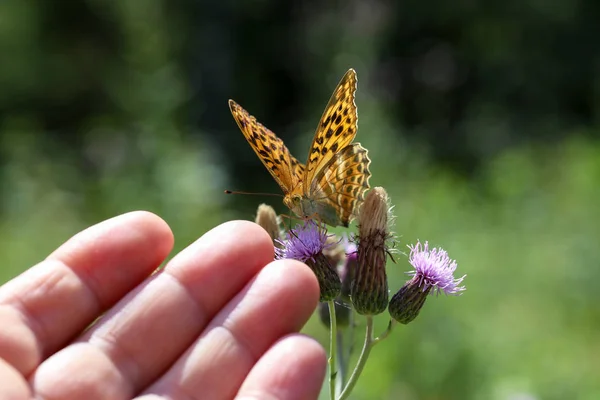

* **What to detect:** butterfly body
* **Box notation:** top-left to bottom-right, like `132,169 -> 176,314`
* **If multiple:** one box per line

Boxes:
229,69 -> 371,227
285,194 -> 342,227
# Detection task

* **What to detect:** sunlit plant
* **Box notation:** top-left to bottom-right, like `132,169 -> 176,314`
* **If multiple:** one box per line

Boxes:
256,186 -> 466,399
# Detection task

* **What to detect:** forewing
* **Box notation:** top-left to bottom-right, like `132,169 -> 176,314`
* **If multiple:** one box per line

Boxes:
308,143 -> 371,226
304,69 -> 358,184
229,100 -> 305,194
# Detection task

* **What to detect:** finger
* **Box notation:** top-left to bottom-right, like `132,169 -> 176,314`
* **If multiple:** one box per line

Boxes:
0,358 -> 31,400
31,220 -> 276,400
142,258 -> 320,400
236,335 -> 326,400
0,211 -> 173,375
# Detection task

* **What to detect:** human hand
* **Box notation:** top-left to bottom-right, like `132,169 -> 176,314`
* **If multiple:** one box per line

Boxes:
0,212 -> 326,399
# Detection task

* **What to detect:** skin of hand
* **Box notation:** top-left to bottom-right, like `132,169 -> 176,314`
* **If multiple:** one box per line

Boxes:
0,211 -> 326,400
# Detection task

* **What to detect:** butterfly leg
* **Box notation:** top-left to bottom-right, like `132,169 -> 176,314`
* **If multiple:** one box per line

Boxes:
302,211 -> 321,223
279,212 -> 311,230
279,212 -> 295,230
302,212 -> 331,235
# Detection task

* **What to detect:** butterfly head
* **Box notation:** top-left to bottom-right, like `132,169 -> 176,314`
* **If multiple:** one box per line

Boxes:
283,194 -> 304,217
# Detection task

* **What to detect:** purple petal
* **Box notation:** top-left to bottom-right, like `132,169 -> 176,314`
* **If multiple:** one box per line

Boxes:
407,241 -> 466,295
275,220 -> 332,262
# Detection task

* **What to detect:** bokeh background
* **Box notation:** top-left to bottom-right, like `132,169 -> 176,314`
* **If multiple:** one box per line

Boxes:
1,0 -> 599,399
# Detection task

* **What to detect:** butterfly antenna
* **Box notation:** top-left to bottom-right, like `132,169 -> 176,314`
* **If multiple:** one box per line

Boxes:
224,190 -> 284,198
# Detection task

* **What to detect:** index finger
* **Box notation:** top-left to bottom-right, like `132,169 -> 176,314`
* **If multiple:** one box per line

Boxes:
0,211 -> 174,375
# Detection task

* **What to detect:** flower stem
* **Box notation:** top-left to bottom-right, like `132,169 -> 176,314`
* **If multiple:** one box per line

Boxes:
328,300 -> 338,400
336,306 -> 355,393
336,330 -> 346,392
337,315 -> 374,400
373,319 -> 396,344
337,317 -> 396,399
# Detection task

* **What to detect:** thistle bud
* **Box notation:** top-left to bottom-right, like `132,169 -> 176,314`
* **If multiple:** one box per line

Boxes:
275,220 -> 341,301
255,203 -> 283,246
388,279 -> 430,324
351,187 -> 394,315
318,237 -> 357,328
305,253 -> 342,301
389,241 -> 465,324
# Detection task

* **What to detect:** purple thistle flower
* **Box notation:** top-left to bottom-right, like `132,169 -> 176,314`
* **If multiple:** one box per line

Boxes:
275,220 -> 341,301
342,234 -> 358,255
338,234 -> 358,299
337,234 -> 357,282
275,220 -> 333,262
407,241 -> 465,295
389,240 -> 465,324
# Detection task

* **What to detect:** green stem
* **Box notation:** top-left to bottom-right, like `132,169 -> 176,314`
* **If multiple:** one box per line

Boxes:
347,309 -> 356,365
337,316 -> 374,400
337,317 -> 397,400
373,319 -> 396,344
328,300 -> 338,400
336,305 -> 355,392
336,330 -> 346,392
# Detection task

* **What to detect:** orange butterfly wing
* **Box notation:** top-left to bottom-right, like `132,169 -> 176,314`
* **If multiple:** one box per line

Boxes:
304,69 -> 358,184
229,100 -> 305,195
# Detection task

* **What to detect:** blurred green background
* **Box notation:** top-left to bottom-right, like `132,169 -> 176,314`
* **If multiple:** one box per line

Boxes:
1,0 -> 599,399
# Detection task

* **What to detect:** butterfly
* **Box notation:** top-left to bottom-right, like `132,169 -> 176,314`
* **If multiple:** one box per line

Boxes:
228,69 -> 371,227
